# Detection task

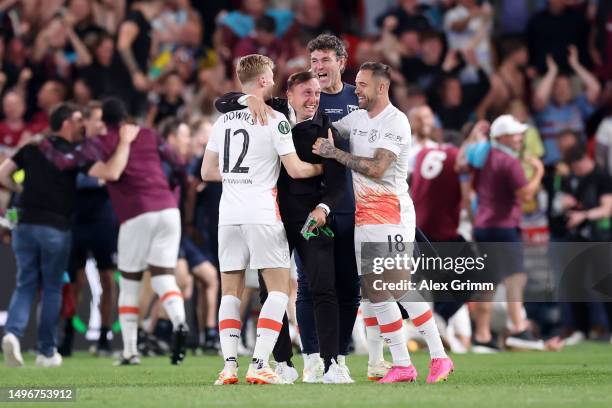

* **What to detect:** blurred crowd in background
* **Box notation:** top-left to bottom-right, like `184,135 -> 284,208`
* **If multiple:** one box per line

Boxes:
1,0 -> 611,358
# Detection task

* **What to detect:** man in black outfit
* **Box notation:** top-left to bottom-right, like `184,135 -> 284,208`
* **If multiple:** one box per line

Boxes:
112,0 -> 164,116
216,71 -> 352,383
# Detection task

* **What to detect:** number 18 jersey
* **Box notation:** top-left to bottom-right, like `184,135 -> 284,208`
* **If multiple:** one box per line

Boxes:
334,103 -> 414,227
206,108 -> 296,225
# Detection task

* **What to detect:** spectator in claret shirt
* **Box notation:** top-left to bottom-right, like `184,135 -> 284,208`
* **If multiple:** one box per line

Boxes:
0,91 -> 36,153
462,114 -> 545,352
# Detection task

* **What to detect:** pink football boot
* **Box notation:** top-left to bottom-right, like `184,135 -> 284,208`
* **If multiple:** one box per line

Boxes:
426,358 -> 454,383
378,365 -> 418,383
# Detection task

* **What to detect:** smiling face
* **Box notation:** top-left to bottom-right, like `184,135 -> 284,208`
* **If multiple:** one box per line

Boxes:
287,78 -> 321,120
497,133 -> 523,152
355,69 -> 384,111
310,49 -> 345,91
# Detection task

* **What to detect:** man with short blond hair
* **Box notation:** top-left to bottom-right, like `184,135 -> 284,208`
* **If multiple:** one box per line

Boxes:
235,54 -> 275,84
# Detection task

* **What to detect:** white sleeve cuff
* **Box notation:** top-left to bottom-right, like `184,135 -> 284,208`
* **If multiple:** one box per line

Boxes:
316,203 -> 330,216
237,94 -> 253,106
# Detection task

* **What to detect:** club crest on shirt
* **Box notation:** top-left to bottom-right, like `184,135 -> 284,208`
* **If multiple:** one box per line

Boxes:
347,105 -> 359,113
278,120 -> 291,134
368,129 -> 379,143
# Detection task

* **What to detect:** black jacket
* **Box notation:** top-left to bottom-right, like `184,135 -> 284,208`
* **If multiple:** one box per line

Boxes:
215,92 -> 346,223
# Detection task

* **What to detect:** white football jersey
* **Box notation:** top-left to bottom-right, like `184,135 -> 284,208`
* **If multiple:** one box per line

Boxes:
206,108 -> 295,225
334,103 -> 414,226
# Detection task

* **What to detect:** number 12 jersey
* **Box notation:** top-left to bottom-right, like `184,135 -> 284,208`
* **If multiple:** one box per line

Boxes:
206,108 -> 296,225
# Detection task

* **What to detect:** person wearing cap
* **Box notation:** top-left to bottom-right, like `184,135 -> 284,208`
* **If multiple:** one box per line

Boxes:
464,114 -> 545,352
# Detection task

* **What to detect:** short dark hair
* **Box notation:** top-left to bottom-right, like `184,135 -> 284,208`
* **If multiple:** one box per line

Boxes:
287,71 -> 316,89
255,15 -> 276,34
45,80 -> 68,101
49,103 -> 77,132
307,34 -> 347,59
101,97 -> 127,126
359,61 -> 391,82
93,31 -> 114,49
558,129 -> 581,142
420,30 -> 442,43
563,143 -> 588,164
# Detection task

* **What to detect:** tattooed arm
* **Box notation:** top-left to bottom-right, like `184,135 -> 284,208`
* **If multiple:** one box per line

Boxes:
117,19 -> 148,91
313,135 -> 396,179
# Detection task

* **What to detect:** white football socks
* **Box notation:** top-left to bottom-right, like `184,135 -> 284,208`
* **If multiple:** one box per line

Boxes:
399,295 -> 447,359
118,277 -> 141,358
219,295 -> 242,365
361,302 -> 384,364
252,291 -> 288,364
370,301 -> 411,367
151,274 -> 186,328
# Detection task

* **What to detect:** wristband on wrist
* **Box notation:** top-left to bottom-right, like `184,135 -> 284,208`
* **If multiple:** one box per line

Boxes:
316,203 -> 330,216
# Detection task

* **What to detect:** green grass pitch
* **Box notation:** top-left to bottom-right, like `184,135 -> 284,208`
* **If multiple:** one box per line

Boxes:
1,343 -> 611,408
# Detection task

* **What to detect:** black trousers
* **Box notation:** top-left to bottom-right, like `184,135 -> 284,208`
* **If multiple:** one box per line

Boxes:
288,221 -> 340,359
259,220 -> 341,361
295,214 -> 360,355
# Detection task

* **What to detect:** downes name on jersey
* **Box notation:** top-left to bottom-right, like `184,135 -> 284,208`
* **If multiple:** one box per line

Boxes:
207,108 -> 295,225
